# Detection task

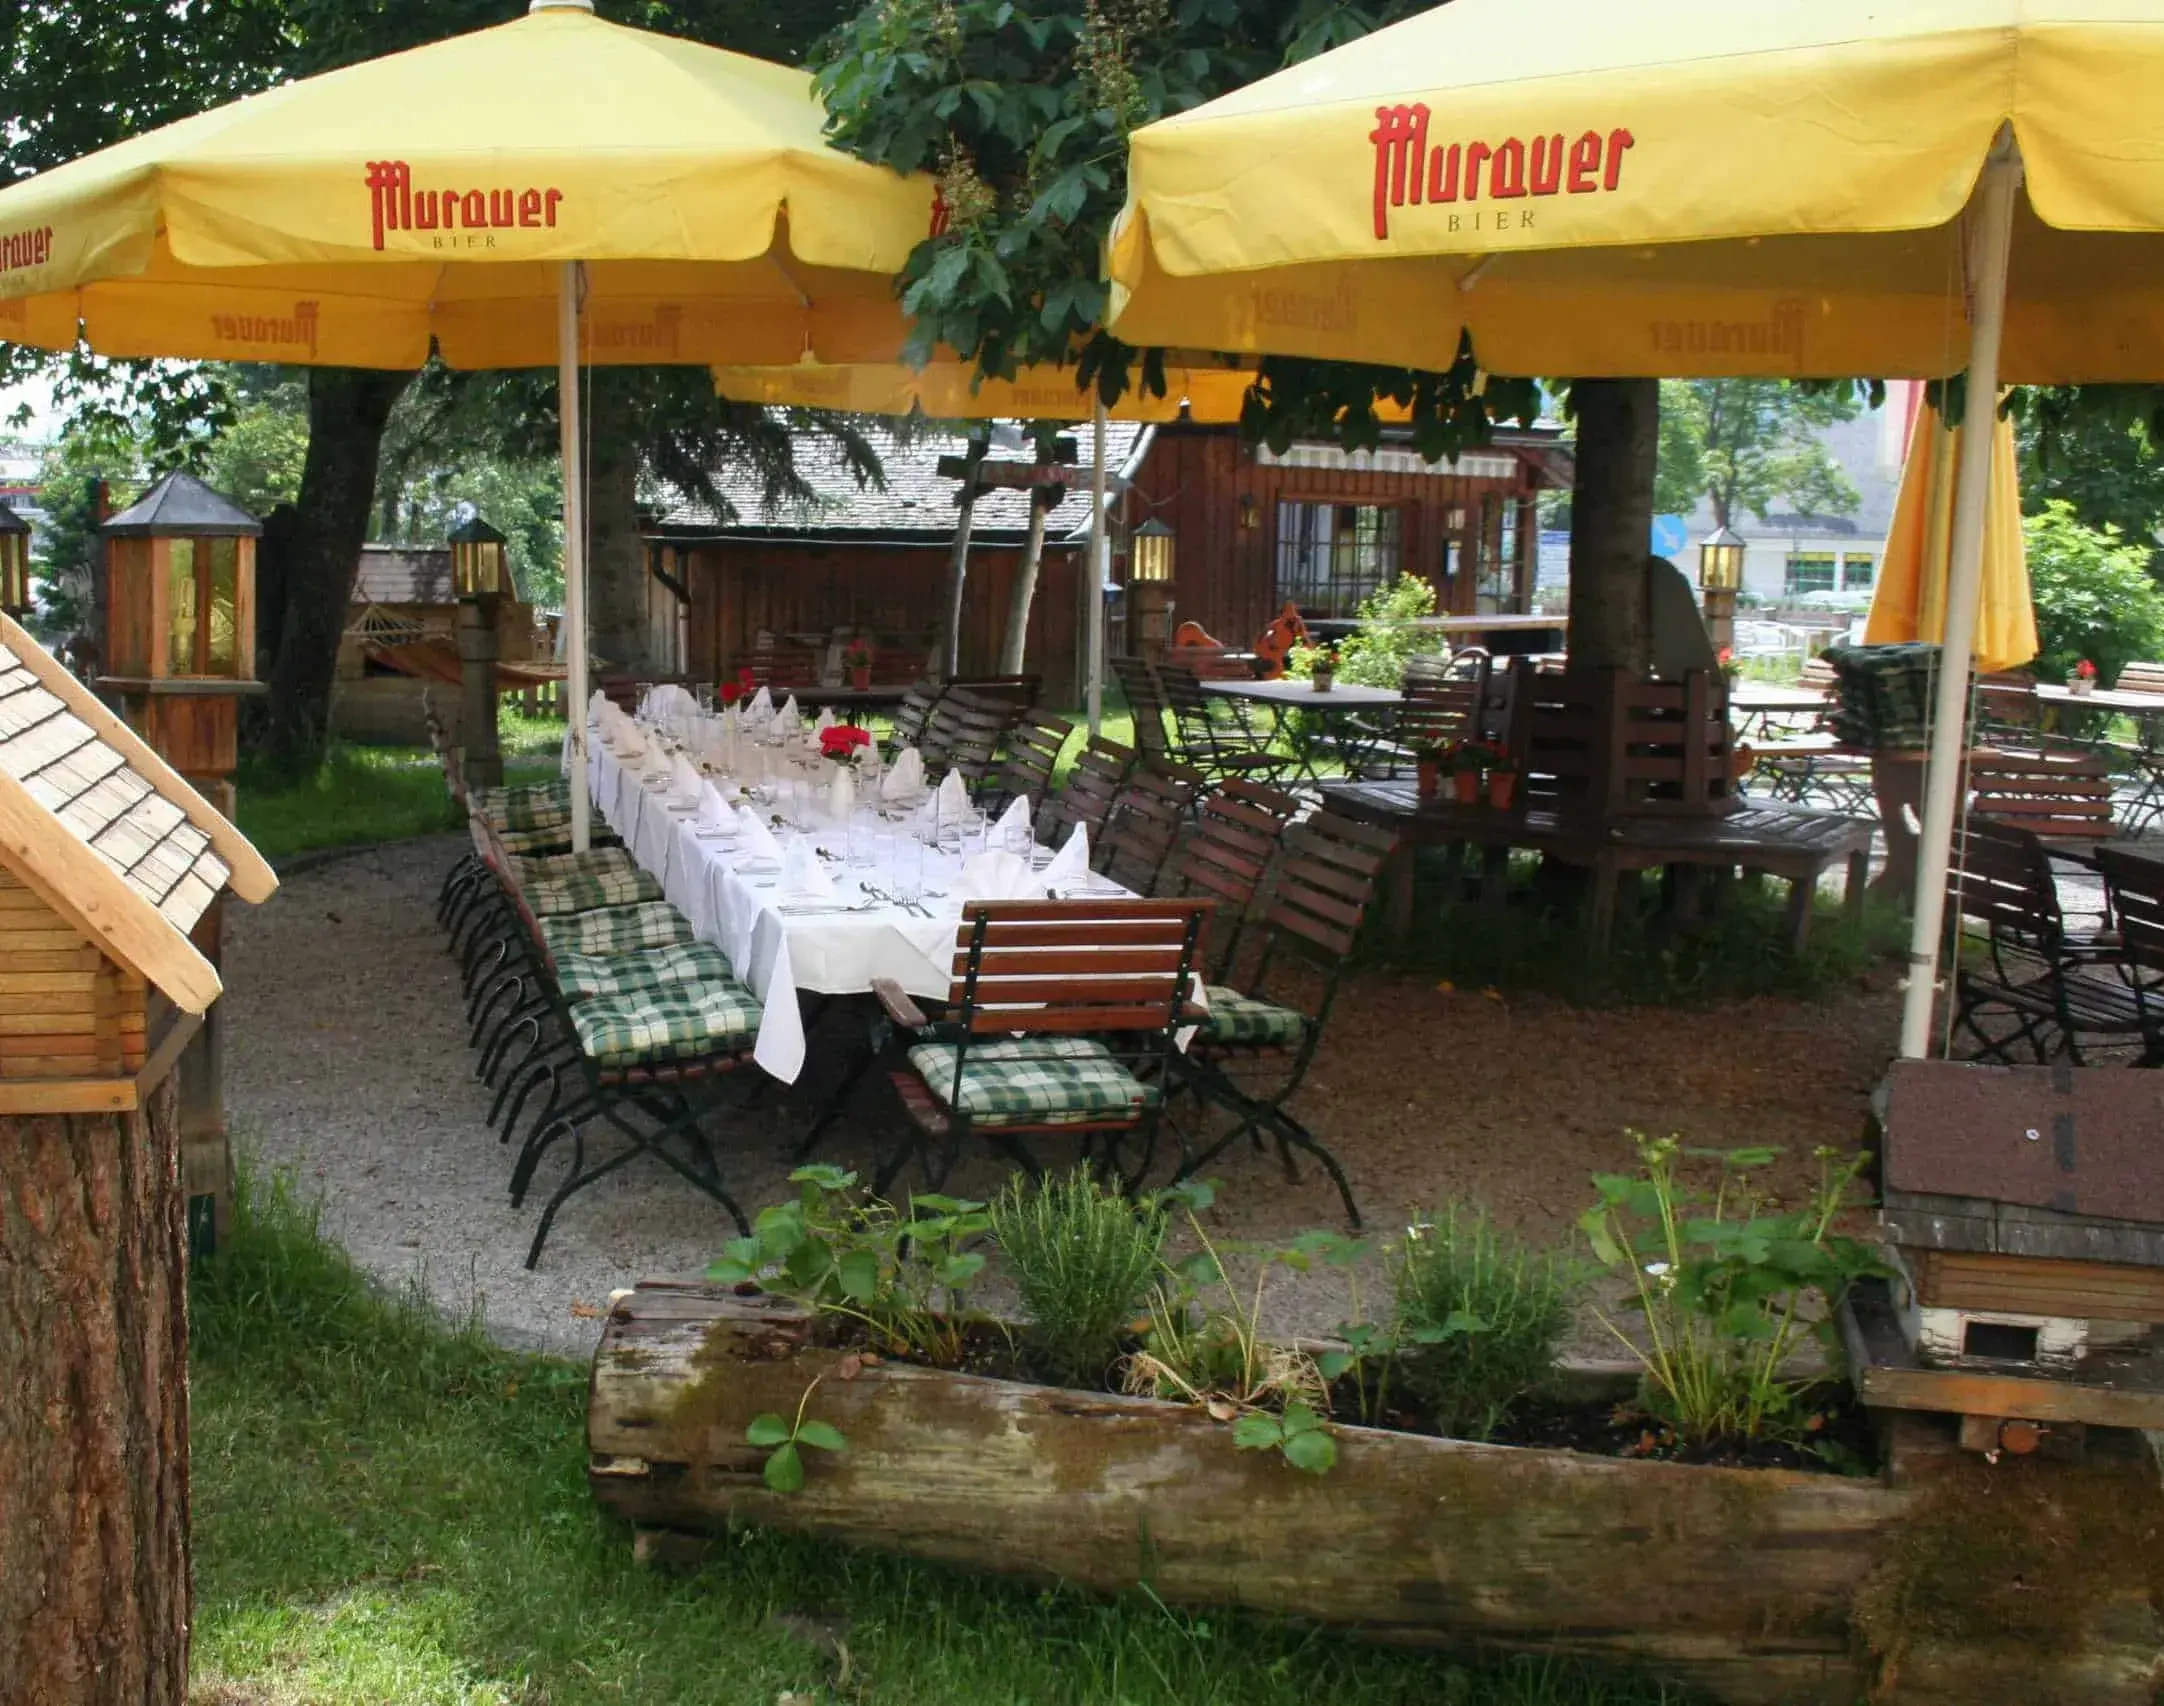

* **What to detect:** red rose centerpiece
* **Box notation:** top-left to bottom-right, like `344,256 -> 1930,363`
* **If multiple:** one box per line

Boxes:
820,724 -> 873,766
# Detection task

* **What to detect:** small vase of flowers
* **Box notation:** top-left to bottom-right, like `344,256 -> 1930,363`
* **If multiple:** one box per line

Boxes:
819,724 -> 873,817
2071,659 -> 2098,697
1310,644 -> 1340,692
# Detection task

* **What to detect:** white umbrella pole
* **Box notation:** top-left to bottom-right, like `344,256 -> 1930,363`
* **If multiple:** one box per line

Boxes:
1087,398 -> 1108,735
1897,134 -> 2022,1059
560,260 -> 591,853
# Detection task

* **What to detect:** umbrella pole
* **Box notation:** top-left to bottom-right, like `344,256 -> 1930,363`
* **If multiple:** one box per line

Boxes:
1897,132 -> 2022,1059
560,260 -> 591,853
1087,398 -> 1108,735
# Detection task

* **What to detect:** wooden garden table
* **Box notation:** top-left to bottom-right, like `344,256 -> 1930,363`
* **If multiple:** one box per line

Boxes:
1201,677 -> 1402,781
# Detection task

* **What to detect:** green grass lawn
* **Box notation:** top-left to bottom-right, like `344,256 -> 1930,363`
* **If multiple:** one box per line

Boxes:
188,1175 -> 1700,1706
235,743 -> 558,865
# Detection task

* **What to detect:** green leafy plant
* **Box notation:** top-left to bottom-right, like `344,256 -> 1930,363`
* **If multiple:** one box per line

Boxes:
1233,1398 -> 1337,1475
988,1167 -> 1166,1388
1121,1184 -> 1333,1465
1579,1135 -> 1885,1447
709,1166 -> 991,1368
2023,500 -> 2164,686
745,1374 -> 848,1493
1283,573 -> 1444,689
1393,1206 -> 1575,1441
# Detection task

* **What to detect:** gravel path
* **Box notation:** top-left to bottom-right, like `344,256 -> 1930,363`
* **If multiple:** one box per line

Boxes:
225,835 -> 1901,1362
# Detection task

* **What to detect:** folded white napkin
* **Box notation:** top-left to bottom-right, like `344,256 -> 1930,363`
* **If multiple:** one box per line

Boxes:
587,689 -> 611,726
748,686 -> 774,720
960,849 -> 1036,902
935,769 -> 970,824
780,835 -> 838,899
781,695 -> 801,724
734,808 -> 783,867
1039,823 -> 1094,893
814,706 -> 836,733
855,742 -> 883,798
670,754 -> 703,807
697,781 -> 736,830
992,792 -> 1032,851
883,745 -> 925,802
615,725 -> 647,763
772,699 -> 802,740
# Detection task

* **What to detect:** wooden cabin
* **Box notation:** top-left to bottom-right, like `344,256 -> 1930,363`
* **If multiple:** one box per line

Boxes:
645,419 -> 1569,704
0,612 -> 276,1115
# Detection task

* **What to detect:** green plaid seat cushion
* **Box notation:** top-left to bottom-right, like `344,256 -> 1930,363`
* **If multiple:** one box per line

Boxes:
522,865 -> 665,916
573,978 -> 764,1066
497,824 -> 619,855
906,1036 -> 1156,1128
555,941 -> 739,1003
539,901 -> 693,960
473,780 -> 574,832
506,846 -> 636,885
1199,986 -> 1307,1048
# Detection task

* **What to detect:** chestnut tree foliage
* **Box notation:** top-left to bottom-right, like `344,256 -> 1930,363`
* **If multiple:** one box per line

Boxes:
814,0 -> 1541,460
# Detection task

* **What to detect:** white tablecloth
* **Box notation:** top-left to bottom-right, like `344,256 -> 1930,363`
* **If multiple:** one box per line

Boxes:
586,738 -> 1096,1083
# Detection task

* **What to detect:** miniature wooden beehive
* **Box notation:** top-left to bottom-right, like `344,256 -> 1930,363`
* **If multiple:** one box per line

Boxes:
1843,1060 -> 2164,1447
0,612 -> 275,1114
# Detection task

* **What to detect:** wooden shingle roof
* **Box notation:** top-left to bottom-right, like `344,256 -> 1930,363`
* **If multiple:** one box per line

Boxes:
0,614 -> 275,1012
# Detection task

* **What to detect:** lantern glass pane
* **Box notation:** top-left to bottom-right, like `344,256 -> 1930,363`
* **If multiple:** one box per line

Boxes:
0,534 -> 24,609
168,539 -> 200,672
206,537 -> 240,674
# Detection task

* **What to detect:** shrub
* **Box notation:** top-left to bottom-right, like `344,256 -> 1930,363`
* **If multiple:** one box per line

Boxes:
1391,1205 -> 1574,1440
1286,573 -> 1444,688
990,1168 -> 1165,1387
2024,500 -> 2164,685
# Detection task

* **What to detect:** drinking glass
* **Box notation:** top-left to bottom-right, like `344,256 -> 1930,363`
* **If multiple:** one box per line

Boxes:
890,834 -> 924,906
635,681 -> 657,726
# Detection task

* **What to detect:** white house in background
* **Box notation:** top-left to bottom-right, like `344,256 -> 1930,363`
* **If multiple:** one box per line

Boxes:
1680,380 -> 1920,610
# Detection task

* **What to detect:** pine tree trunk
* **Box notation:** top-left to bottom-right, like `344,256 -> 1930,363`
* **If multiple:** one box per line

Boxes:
998,487 -> 1054,675
1566,377 -> 1661,674
585,377 -> 654,679
266,367 -> 415,774
0,1078 -> 190,1706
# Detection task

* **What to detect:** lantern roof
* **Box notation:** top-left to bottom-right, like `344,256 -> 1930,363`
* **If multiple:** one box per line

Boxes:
101,471 -> 261,538
0,496 -> 29,536
448,513 -> 507,546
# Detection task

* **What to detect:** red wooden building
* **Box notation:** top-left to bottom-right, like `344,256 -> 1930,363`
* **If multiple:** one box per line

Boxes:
644,418 -> 1569,704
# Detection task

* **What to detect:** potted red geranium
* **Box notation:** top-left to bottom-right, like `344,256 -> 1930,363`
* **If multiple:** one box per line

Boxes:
819,724 -> 873,766
843,638 -> 875,691
1446,739 -> 1494,804
1416,743 -> 1447,801
2071,658 -> 2098,697
1486,749 -> 1520,810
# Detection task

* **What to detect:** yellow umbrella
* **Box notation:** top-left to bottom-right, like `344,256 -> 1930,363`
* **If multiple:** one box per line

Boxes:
1866,400 -> 2037,674
0,0 -> 933,847
1105,0 -> 2164,1057
712,359 -> 1258,421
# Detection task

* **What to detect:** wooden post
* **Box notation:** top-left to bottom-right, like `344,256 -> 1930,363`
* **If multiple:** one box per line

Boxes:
938,435 -> 988,679
176,901 -> 231,1255
0,1078 -> 191,1705
457,595 -> 503,792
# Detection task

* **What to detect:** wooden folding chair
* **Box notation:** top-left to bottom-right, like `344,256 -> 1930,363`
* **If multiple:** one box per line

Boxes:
1095,757 -> 1207,895
872,898 -> 1211,1194
1041,735 -> 1138,846
2096,845 -> 2164,1066
986,708 -> 1075,815
1172,780 -> 1301,981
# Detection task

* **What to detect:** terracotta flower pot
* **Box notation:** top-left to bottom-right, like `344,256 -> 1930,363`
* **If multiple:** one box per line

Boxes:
1452,769 -> 1482,805
850,665 -> 872,690
1487,769 -> 1517,810
1416,760 -> 1441,801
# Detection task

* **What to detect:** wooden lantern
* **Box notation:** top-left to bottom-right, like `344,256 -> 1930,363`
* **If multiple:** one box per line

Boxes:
449,512 -> 510,599
98,472 -> 265,808
0,496 -> 29,618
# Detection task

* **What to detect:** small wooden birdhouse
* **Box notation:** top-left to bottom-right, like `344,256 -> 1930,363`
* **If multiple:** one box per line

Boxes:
0,496 -> 30,619
97,472 -> 266,808
1846,1061 -> 2164,1454
0,613 -> 276,1115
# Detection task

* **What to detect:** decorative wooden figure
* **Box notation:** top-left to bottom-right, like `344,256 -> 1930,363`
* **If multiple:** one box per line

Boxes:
1845,1060 -> 2164,1455
0,611 -> 275,1701
98,470 -> 265,818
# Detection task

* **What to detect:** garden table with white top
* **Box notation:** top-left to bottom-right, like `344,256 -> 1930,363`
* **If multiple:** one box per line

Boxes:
2034,682 -> 2164,830
1199,676 -> 1403,782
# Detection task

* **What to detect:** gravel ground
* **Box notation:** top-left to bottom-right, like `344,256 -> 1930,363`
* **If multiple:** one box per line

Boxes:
226,834 -> 1902,1362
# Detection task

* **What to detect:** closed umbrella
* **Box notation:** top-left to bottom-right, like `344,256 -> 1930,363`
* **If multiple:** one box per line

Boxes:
1866,400 -> 2037,675
0,0 -> 931,848
1106,0 -> 2164,1056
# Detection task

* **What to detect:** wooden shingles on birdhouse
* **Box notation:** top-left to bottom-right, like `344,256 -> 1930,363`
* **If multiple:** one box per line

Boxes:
1840,1060 -> 2164,1438
0,613 -> 276,1115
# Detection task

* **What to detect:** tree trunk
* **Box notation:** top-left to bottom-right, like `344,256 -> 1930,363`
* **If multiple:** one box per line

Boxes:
0,1079 -> 190,1706
998,486 -> 1056,675
266,367 -> 415,774
939,436 -> 989,679
585,376 -> 653,680
1566,378 -> 1660,674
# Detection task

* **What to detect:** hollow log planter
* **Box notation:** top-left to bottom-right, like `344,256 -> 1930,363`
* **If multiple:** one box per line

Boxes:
590,1285 -> 2164,1706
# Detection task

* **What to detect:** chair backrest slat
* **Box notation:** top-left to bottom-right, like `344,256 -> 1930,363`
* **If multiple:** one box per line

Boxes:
1260,812 -> 1395,965
943,899 -> 1212,1044
2116,659 -> 2164,696
1946,815 -> 2063,950
1967,749 -> 2117,843
990,709 -> 1075,810
1112,657 -> 1173,756
889,679 -> 945,750
1097,757 -> 1206,894
1043,735 -> 1138,843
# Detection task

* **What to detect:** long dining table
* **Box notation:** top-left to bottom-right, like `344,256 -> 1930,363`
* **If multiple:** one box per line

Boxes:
583,733 -> 1127,1083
